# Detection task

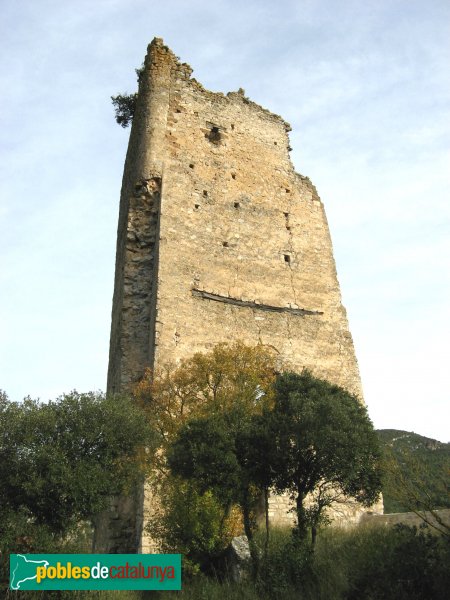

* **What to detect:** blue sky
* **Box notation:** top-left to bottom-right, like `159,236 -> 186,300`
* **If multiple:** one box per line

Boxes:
1,0 -> 449,441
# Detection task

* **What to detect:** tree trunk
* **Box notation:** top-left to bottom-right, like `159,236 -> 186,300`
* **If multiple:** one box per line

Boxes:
264,486 -> 270,558
295,490 -> 308,541
311,524 -> 317,547
242,492 -> 259,579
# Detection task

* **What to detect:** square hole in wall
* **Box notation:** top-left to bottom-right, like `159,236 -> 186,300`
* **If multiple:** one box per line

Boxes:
234,202 -> 240,209
284,254 -> 291,264
205,123 -> 222,144
222,241 -> 229,247
203,190 -> 208,197
189,163 -> 194,169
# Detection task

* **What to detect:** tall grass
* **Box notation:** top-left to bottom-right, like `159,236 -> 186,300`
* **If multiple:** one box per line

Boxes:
256,523 -> 449,600
4,524 -> 449,600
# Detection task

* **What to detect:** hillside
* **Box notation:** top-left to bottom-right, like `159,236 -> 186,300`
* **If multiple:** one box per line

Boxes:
377,429 -> 450,514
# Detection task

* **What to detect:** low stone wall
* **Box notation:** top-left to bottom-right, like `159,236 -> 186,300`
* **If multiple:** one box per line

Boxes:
360,508 -> 450,533
268,491 -> 384,528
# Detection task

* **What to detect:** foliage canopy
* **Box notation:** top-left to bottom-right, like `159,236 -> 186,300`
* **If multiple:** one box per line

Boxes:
111,93 -> 137,128
138,342 -> 276,574
269,372 -> 382,539
111,64 -> 144,127
135,341 -> 276,451
165,364 -> 382,570
0,391 -> 155,536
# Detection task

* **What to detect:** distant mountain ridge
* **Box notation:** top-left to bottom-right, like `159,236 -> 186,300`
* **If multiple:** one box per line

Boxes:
376,429 -> 450,514
377,428 -> 448,448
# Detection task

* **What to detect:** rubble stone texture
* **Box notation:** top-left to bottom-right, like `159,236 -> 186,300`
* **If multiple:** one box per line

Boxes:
99,38 -> 382,553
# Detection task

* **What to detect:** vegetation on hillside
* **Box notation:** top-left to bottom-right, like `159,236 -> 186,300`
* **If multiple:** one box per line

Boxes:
377,429 -> 450,515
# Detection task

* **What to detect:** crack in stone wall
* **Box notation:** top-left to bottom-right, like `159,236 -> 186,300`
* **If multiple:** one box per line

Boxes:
192,288 -> 324,316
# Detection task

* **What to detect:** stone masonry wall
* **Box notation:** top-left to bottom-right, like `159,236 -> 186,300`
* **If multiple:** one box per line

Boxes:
360,509 -> 450,533
102,38 -> 376,553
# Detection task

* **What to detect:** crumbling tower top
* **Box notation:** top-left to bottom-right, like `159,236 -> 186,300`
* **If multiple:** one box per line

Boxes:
107,37 -> 363,401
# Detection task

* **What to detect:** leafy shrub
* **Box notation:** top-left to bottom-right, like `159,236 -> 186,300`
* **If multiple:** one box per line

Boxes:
343,524 -> 450,600
258,532 -> 314,599
255,524 -> 449,600
0,511 -> 93,599
147,477 -> 241,577
111,93 -> 137,128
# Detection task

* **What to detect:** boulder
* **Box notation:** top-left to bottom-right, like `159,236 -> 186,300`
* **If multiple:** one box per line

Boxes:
226,535 -> 252,582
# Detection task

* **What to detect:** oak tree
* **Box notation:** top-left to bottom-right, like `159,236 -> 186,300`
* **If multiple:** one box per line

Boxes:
270,371 -> 382,543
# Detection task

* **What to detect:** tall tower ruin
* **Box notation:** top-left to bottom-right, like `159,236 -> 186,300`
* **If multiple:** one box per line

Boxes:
101,38 -> 375,552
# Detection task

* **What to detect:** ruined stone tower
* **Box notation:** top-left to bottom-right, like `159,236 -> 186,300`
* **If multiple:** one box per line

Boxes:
101,38 -> 376,552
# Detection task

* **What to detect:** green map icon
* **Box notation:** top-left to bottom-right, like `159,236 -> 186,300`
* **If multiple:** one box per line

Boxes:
10,554 -> 49,590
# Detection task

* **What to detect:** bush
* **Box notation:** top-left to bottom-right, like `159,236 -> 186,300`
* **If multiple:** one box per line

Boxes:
147,478 -> 241,577
343,524 -> 450,600
0,511 -> 93,599
3,523 -> 448,599
256,524 -> 450,600
258,530 -> 314,599
0,391 -> 155,535
0,391 -> 155,598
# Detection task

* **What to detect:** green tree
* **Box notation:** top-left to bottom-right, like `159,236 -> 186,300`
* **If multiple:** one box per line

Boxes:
0,391 -> 156,538
111,64 -> 144,127
135,341 -> 276,466
137,342 -> 276,576
111,93 -> 137,127
168,407 -> 269,577
237,409 -> 278,555
147,476 -> 241,576
270,371 -> 382,544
